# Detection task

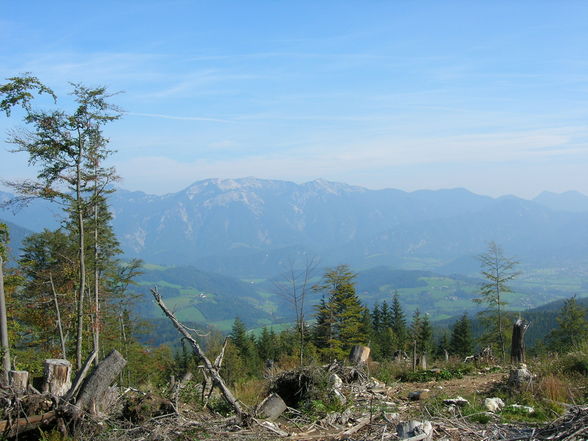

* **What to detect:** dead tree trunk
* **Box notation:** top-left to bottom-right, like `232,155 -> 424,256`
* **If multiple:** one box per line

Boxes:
151,288 -> 250,424
510,318 -> 530,364
0,256 -> 11,385
75,349 -> 126,415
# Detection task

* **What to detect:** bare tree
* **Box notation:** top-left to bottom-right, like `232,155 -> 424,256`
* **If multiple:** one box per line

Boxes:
475,241 -> 521,362
274,255 -> 317,366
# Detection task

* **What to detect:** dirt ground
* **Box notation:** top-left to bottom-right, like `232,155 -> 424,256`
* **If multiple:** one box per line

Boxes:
390,371 -> 506,401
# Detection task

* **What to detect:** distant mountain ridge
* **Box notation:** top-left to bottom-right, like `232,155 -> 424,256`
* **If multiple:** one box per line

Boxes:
2,179 -> 588,277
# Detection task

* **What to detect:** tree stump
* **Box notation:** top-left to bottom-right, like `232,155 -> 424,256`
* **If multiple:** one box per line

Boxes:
9,370 -> 29,393
397,420 -> 433,440
257,393 -> 287,420
349,345 -> 370,364
419,354 -> 427,370
42,359 -> 72,396
511,318 -> 530,364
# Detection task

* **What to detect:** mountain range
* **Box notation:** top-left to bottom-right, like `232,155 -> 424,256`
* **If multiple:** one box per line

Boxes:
2,178 -> 588,277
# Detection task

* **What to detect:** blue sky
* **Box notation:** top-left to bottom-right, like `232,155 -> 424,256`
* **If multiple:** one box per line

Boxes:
1,1 -> 588,197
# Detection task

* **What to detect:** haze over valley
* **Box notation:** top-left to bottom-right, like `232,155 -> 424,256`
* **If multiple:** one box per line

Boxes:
2,177 -> 587,333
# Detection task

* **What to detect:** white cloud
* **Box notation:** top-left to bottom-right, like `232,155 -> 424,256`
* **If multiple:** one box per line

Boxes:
115,125 -> 588,196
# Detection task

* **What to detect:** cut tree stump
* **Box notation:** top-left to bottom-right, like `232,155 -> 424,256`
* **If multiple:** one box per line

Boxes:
9,370 -> 29,393
419,354 -> 427,370
397,420 -> 433,440
75,349 -> 127,415
257,393 -> 287,420
42,359 -> 72,397
349,345 -> 370,364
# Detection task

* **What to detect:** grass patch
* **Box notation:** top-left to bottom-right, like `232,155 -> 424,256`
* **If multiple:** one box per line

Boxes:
398,365 -> 475,382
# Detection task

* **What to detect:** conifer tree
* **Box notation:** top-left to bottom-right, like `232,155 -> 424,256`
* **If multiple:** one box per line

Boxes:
391,293 -> 408,350
418,313 -> 433,356
313,265 -> 367,359
435,333 -> 450,360
547,296 -> 588,351
449,313 -> 473,357
257,327 -> 277,362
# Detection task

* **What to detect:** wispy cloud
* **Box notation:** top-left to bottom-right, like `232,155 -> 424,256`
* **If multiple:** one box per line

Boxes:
115,125 -> 588,196
125,112 -> 230,123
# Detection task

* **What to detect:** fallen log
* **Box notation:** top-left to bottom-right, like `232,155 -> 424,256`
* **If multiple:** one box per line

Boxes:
75,349 -> 126,415
0,410 -> 56,438
151,287 -> 250,424
64,350 -> 97,401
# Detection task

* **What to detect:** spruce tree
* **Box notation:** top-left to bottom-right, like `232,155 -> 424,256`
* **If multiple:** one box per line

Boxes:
435,333 -> 450,360
547,296 -> 588,351
449,313 -> 473,357
391,293 -> 408,350
418,313 -> 433,356
313,265 -> 367,359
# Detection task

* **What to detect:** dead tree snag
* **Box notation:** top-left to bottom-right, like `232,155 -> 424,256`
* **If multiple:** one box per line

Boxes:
511,318 -> 530,364
151,287 -> 250,424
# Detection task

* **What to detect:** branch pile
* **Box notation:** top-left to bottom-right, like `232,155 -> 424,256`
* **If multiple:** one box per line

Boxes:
0,349 -> 126,439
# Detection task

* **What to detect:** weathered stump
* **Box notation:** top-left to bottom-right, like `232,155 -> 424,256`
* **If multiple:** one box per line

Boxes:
419,354 -> 427,370
257,393 -> 287,420
349,345 -> 370,364
397,420 -> 433,440
9,370 -> 29,393
42,359 -> 72,396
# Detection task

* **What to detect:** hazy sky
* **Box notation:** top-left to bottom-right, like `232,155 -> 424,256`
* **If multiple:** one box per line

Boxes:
1,1 -> 588,198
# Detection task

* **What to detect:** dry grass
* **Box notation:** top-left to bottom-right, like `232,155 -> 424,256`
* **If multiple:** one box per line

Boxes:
537,374 -> 570,403
234,378 -> 267,406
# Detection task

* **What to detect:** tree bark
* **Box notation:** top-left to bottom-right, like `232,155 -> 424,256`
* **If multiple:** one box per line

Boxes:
65,350 -> 97,401
349,345 -> 370,364
9,370 -> 29,393
76,349 -> 126,415
75,148 -> 86,371
151,287 -> 249,423
92,183 -> 100,367
510,318 -> 530,364
42,359 -> 72,397
0,256 -> 10,385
